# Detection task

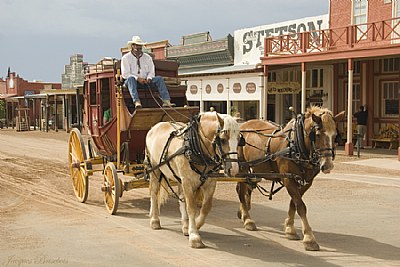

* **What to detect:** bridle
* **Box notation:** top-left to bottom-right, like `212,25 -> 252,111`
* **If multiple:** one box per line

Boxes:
212,125 -> 244,166
185,114 -> 239,183
293,113 -> 336,165
309,123 -> 336,161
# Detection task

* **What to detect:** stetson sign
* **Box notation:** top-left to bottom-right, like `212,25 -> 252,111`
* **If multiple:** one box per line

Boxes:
234,14 -> 328,65
267,82 -> 301,94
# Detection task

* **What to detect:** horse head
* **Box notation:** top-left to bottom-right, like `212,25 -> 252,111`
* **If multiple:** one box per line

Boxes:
199,112 -> 240,177
303,107 -> 345,174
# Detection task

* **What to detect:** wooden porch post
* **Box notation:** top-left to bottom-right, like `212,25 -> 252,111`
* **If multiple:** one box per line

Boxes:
263,65 -> 268,120
11,102 -> 15,129
199,80 -> 204,113
63,95 -> 68,132
54,95 -> 58,132
301,62 -> 306,113
226,78 -> 231,116
5,100 -> 8,128
46,95 -> 49,132
32,99 -> 36,130
345,58 -> 354,156
398,67 -> 400,161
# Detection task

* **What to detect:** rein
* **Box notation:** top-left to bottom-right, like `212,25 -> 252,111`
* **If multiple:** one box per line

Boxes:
241,113 -> 336,169
184,115 -> 224,184
145,114 -> 228,187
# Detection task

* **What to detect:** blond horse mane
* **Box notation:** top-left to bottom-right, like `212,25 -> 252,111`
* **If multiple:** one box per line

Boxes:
305,106 -> 336,133
220,114 -> 240,140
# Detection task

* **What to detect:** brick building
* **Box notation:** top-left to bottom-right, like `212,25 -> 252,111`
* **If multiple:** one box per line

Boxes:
0,70 -> 61,130
261,0 -> 400,156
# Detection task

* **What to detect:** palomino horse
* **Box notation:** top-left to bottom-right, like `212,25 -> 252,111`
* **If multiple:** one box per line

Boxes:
237,106 -> 345,251
145,111 -> 240,248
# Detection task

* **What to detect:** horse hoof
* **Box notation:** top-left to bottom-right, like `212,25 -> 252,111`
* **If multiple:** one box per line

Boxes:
182,227 -> 189,236
189,237 -> 205,248
150,219 -> 161,230
244,220 -> 257,231
237,210 -> 242,219
285,233 -> 301,240
304,241 -> 320,251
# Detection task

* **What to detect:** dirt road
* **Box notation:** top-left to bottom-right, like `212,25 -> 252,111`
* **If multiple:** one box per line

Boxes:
0,129 -> 399,267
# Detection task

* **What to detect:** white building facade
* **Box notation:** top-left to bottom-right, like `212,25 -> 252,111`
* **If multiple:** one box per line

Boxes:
185,15 -> 331,123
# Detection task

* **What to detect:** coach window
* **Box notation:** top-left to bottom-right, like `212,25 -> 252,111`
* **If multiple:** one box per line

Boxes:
89,82 -> 97,105
101,78 -> 111,124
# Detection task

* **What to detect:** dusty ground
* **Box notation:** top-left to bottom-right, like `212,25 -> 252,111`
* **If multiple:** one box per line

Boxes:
0,128 -> 399,267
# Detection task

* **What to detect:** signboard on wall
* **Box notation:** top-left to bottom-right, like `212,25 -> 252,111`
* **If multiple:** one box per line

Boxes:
267,82 -> 301,94
234,14 -> 329,65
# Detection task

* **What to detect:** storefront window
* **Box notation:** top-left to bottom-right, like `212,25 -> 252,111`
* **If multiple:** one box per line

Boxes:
307,68 -> 324,87
344,83 -> 361,114
383,82 -> 399,116
205,84 -> 211,94
217,83 -> 224,93
233,83 -> 241,93
382,58 -> 400,72
190,85 -> 198,94
246,83 -> 256,93
268,72 -> 276,82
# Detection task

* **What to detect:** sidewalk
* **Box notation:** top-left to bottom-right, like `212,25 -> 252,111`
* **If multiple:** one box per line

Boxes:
336,145 -> 400,171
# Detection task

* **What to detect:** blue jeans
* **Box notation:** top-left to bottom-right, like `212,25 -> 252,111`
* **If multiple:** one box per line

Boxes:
124,76 -> 171,102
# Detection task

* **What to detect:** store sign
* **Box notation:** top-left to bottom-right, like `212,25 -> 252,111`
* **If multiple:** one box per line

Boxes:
267,82 -> 301,94
234,14 -> 328,65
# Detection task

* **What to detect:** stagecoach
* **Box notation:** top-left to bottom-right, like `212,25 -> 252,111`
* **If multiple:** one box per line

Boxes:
68,57 -> 198,214
67,55 -> 344,250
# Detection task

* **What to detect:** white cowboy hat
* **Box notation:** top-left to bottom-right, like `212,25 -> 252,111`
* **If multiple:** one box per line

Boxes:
127,36 -> 146,47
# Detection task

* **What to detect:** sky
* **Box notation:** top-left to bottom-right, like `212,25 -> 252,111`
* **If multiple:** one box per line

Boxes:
0,0 -> 329,83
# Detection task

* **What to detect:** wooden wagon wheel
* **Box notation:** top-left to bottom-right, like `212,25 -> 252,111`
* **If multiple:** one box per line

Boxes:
68,128 -> 89,203
103,162 -> 120,215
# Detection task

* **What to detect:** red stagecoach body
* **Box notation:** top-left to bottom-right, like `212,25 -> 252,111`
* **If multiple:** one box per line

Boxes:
84,58 -> 198,162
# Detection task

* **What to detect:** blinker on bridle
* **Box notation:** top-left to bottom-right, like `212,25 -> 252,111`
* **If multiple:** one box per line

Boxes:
309,123 -> 336,160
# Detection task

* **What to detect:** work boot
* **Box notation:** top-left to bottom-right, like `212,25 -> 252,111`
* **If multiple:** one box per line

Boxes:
162,99 -> 176,107
135,101 -> 142,109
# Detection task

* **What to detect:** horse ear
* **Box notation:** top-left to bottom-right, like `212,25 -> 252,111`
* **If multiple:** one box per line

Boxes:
334,110 -> 346,122
311,113 -> 322,125
216,113 -> 224,129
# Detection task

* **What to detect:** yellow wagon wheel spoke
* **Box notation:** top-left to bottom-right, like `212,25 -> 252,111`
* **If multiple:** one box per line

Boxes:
68,128 -> 89,203
103,162 -> 120,215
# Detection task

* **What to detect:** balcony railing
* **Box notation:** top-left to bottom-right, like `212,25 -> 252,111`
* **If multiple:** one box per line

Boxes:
265,17 -> 400,56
